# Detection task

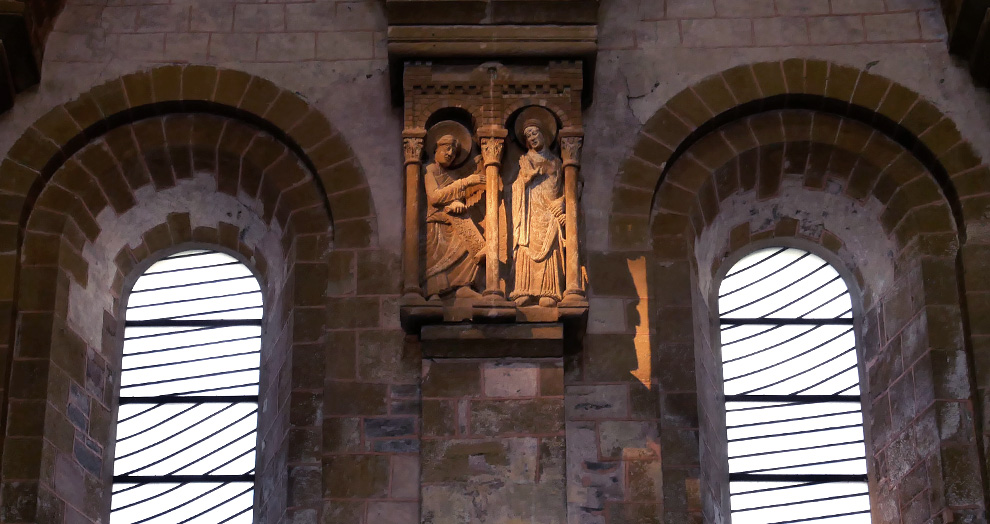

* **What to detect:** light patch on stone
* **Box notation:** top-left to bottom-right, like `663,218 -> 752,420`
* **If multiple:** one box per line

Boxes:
484,363 -> 539,397
70,172 -> 285,349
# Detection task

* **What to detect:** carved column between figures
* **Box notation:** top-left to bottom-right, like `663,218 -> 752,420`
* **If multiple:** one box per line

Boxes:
560,133 -> 584,301
480,132 -> 506,298
402,132 -> 425,301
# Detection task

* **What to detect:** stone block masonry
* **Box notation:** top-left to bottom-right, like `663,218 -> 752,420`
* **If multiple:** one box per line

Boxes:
421,359 -> 566,524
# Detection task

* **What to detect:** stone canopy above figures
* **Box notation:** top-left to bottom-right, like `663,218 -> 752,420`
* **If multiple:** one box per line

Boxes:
397,62 -> 588,335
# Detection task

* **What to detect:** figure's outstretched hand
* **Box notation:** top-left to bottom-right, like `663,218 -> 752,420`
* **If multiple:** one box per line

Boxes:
466,172 -> 486,186
446,201 -> 467,214
549,199 -> 565,217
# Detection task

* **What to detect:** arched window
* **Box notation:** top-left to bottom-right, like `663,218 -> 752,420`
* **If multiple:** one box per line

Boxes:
718,247 -> 871,523
109,249 -> 263,524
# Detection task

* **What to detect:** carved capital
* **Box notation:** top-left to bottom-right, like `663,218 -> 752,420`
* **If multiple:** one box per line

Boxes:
561,136 -> 583,167
403,137 -> 424,165
480,137 -> 505,167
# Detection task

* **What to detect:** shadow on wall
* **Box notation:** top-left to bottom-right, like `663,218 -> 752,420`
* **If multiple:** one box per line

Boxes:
568,250 -> 670,524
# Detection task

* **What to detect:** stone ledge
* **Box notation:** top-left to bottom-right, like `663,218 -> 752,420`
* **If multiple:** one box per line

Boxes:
388,25 -> 597,58
387,25 -> 596,105
386,0 -> 599,26
420,322 -> 564,357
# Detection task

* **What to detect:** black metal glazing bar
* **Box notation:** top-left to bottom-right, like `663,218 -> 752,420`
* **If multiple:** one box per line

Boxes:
120,395 -> 259,405
122,350 -> 261,373
161,383 -> 261,397
793,363 -> 858,394
122,334 -> 260,357
724,248 -> 787,278
759,275 -> 840,318
113,474 -> 255,483
118,404 -> 159,423
720,252 -> 810,298
167,428 -> 256,475
721,262 -> 828,316
143,261 -> 241,275
118,404 -> 200,443
771,509 -> 871,524
125,319 -> 262,328
163,306 -> 263,321
176,484 -> 254,524
116,404 -> 238,461
731,440 -> 863,459
734,491 -> 869,512
128,483 -> 229,524
726,409 -> 862,429
721,317 -> 854,325
119,366 -> 260,390
129,275 -> 256,295
742,346 -> 856,394
730,473 -> 868,482
119,406 -> 254,473
732,481 -> 821,496
722,324 -> 821,364
164,251 -> 214,260
728,423 -> 863,443
736,456 -> 867,475
111,483 -> 185,512
123,325 -> 218,341
206,446 -> 257,475
724,328 -> 852,380
725,394 -> 861,403
218,506 -> 253,524
128,290 -> 259,310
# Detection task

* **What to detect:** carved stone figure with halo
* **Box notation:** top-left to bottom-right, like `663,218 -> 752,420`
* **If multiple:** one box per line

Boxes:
422,120 -> 487,299
510,107 -> 566,307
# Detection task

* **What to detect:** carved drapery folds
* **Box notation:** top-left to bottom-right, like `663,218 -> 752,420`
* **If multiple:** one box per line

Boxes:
399,62 -> 587,328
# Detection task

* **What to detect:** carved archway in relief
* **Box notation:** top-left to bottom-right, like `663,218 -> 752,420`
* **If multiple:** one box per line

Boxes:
609,59 -> 986,252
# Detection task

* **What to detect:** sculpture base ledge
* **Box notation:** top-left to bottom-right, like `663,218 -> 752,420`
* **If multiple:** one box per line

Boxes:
400,294 -> 588,348
420,322 -> 564,358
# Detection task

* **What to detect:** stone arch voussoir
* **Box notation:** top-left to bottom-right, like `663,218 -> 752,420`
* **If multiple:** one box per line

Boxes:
610,59 -> 986,252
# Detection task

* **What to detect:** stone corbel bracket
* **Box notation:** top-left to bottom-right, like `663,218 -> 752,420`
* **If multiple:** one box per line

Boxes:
0,1 -> 40,113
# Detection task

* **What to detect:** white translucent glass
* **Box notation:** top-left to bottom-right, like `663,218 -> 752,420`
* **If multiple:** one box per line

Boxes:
719,247 -> 869,522
111,250 -> 261,524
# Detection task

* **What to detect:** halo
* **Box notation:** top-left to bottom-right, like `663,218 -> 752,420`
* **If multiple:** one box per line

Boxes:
513,106 -> 558,148
426,120 -> 472,167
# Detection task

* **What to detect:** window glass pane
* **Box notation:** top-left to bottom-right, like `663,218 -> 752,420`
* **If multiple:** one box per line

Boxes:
110,250 -> 261,524
719,247 -> 870,523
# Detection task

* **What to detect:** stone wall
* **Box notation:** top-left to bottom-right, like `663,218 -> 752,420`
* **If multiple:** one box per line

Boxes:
0,1 -> 989,524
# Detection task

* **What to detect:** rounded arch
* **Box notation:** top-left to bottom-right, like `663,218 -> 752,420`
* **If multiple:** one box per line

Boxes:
610,59 -> 986,251
0,69 -> 367,522
1,64 -> 377,248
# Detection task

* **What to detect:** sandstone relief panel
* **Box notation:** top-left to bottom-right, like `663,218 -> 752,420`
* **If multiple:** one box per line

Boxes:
398,62 -> 588,327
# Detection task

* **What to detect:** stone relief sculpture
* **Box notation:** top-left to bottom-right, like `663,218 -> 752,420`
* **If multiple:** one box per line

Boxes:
422,121 -> 487,299
509,107 -> 566,307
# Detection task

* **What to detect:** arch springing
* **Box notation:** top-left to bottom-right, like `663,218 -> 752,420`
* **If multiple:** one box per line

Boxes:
718,247 -> 870,523
109,249 -> 263,524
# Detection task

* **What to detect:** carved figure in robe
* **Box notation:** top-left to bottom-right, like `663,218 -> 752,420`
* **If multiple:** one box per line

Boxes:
510,109 -> 565,307
423,122 -> 487,299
